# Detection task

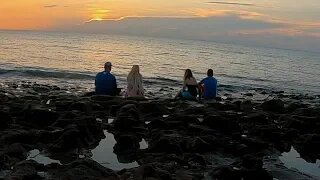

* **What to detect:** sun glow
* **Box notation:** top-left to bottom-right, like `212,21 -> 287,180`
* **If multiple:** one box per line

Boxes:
89,9 -> 110,22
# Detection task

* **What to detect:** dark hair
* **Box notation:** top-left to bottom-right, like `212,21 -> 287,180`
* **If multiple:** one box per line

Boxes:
207,69 -> 213,77
184,69 -> 193,80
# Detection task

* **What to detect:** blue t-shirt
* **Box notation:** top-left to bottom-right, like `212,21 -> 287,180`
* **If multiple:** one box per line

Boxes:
200,76 -> 217,99
95,71 -> 117,95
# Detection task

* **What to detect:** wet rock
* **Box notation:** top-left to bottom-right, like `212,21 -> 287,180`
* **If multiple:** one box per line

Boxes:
147,119 -> 169,130
9,160 -> 44,180
113,134 -> 139,154
299,134 -> 320,156
4,143 -> 28,160
187,137 -> 213,153
171,114 -> 200,125
50,116 -> 104,151
0,129 -> 37,145
286,102 -> 307,113
240,100 -> 253,111
17,108 -> 59,129
113,115 -> 140,131
0,92 -> 15,102
138,102 -> 169,116
118,104 -> 139,120
32,85 -> 51,93
91,95 -> 119,102
68,101 -> 93,114
243,112 -> 268,125
55,100 -> 74,111
50,125 -> 81,151
261,99 -> 285,113
134,165 -> 157,179
0,111 -> 12,130
240,137 -> 269,152
210,165 -> 242,180
48,159 -> 117,180
149,136 -> 183,154
202,115 -> 240,133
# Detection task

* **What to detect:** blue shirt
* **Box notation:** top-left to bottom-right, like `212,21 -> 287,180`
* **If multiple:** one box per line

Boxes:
200,76 -> 217,99
95,71 -> 117,95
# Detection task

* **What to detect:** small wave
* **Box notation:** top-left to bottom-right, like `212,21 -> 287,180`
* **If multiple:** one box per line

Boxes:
154,52 -> 170,56
0,68 -> 95,80
216,73 -> 273,83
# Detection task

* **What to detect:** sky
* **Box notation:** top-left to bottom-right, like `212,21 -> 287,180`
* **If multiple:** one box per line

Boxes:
1,0 -> 320,52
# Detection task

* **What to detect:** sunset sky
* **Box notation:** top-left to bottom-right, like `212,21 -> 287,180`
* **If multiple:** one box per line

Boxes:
1,0 -> 320,51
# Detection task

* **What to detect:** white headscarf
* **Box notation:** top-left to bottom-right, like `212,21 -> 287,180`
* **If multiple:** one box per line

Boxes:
126,65 -> 144,97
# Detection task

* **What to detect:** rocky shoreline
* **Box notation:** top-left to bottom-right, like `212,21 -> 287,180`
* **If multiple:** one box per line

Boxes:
0,81 -> 320,180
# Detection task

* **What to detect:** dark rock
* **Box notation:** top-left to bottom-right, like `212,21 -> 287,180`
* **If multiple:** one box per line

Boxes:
210,166 -> 242,180
240,137 -> 269,152
0,111 -> 12,130
113,116 -> 140,131
55,100 -> 74,111
113,134 -> 139,154
243,112 -> 268,125
149,136 -> 183,154
286,102 -> 307,113
187,137 -> 213,153
68,101 -> 93,114
171,114 -> 200,125
33,85 -> 51,93
240,100 -> 253,111
91,95 -> 119,102
9,160 -> 44,180
147,119 -> 169,130
48,159 -> 117,180
17,108 -> 59,129
299,134 -> 320,155
0,129 -> 37,145
50,124 -> 81,152
118,104 -> 139,120
138,102 -> 169,116
4,143 -> 28,160
202,115 -> 240,133
261,99 -> 285,113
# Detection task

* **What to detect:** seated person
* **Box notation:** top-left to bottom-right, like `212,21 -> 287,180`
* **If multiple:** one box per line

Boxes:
126,65 -> 144,98
176,69 -> 199,99
199,69 -> 217,99
95,62 -> 118,95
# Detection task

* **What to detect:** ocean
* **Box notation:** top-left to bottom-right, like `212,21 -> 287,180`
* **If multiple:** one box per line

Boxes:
1,30 -> 319,96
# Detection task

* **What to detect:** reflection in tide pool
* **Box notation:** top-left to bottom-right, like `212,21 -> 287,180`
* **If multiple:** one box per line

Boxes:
91,131 -> 142,170
27,149 -> 61,165
280,147 -> 320,177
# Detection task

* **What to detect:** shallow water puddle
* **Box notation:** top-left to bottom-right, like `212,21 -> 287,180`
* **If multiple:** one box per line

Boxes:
139,139 -> 148,150
108,118 -> 115,124
91,130 -> 147,170
27,149 -> 61,165
279,147 -> 320,177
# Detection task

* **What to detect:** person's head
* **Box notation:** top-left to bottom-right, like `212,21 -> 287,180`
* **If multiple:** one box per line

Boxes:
104,62 -> 112,72
130,65 -> 140,74
184,69 -> 193,80
207,69 -> 213,77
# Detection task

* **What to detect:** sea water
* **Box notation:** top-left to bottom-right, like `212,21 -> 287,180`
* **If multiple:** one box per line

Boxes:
1,30 -> 319,95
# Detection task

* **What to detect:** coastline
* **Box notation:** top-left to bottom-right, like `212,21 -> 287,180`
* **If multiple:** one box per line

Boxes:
0,81 -> 320,179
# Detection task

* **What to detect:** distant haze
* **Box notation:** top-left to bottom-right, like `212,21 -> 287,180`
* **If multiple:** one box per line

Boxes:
1,0 -> 320,52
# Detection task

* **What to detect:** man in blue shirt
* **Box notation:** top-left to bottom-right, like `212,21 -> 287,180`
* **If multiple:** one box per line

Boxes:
199,69 -> 217,99
95,62 -> 117,95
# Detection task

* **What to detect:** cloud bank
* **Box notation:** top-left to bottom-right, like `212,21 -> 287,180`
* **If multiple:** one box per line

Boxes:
58,13 -> 320,52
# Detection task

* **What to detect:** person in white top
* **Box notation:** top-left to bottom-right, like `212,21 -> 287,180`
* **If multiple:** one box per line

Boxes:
126,65 -> 144,97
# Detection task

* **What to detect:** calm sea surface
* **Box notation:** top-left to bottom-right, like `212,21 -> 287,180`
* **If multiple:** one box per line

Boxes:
0,30 -> 319,95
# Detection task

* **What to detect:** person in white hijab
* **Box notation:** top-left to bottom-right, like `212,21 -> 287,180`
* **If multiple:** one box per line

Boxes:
126,65 -> 144,97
